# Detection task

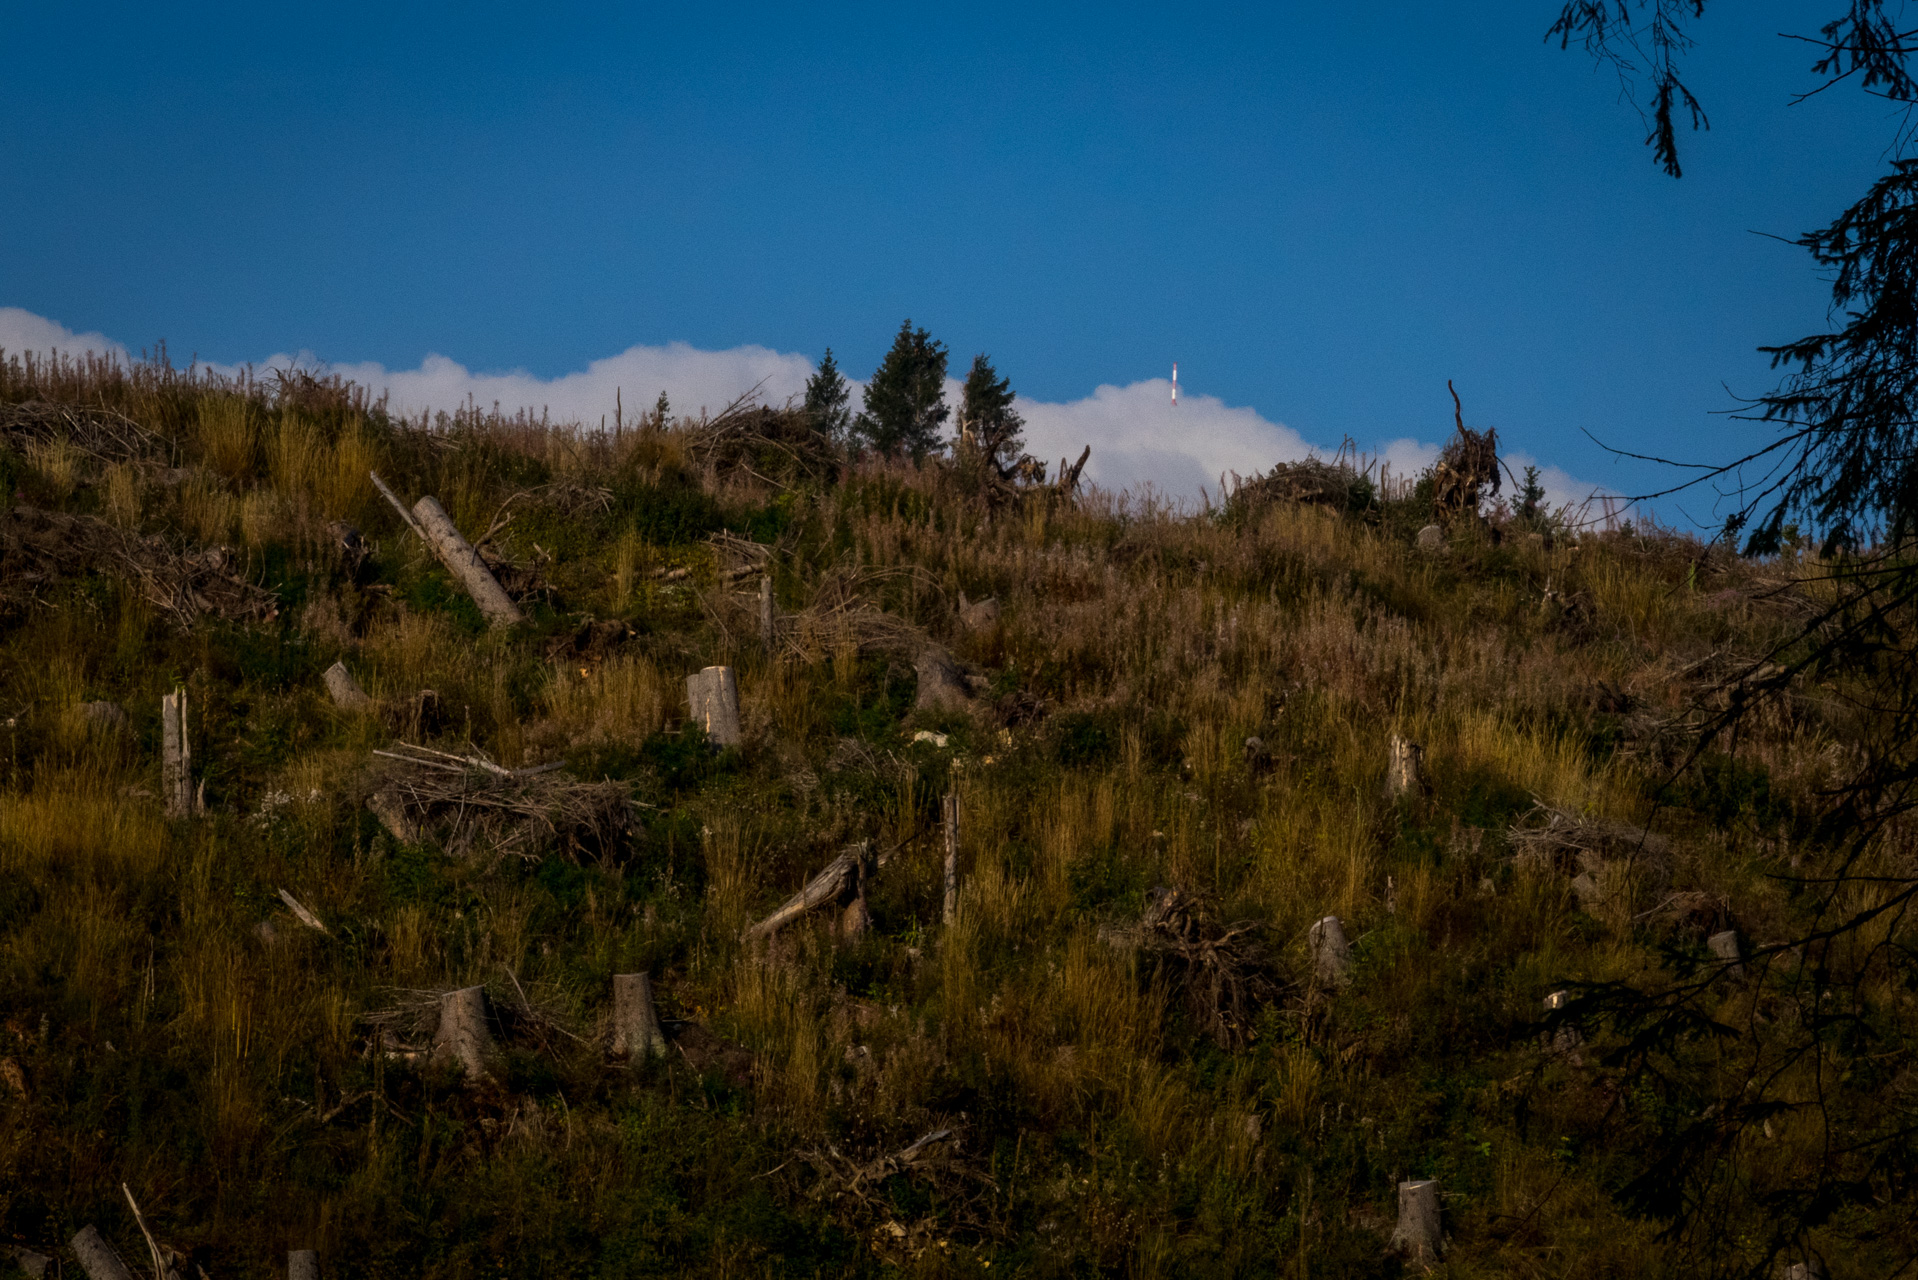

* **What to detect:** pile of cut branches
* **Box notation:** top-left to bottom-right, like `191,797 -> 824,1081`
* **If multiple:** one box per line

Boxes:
790,1129 -> 999,1264
371,743 -> 635,864
684,395 -> 839,486
0,504 -> 277,627
1128,886 -> 1280,1048
0,398 -> 169,463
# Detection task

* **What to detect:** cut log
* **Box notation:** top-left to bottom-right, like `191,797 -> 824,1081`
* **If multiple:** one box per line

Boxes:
685,665 -> 742,746
1384,734 -> 1423,799
160,688 -> 198,818
1387,1179 -> 1443,1263
431,985 -> 499,1081
323,660 -> 373,711
287,1249 -> 320,1280
744,843 -> 869,939
758,574 -> 775,655
1308,915 -> 1352,989
277,888 -> 330,936
942,787 -> 960,926
69,1226 -> 135,1280
410,496 -> 523,628
611,973 -> 668,1059
366,787 -> 418,844
914,646 -> 971,712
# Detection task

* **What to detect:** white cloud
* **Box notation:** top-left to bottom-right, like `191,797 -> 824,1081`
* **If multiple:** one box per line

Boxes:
0,307 -> 130,364
1,305 -> 1616,510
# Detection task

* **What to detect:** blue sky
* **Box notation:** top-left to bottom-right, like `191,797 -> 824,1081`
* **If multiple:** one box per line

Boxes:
0,1 -> 1894,518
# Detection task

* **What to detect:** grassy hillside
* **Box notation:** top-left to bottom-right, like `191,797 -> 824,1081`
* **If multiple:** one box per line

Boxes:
0,352 -> 1906,1278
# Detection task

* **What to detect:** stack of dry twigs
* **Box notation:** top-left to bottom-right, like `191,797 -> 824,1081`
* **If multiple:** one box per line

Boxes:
371,743 -> 635,863
1131,886 -> 1280,1048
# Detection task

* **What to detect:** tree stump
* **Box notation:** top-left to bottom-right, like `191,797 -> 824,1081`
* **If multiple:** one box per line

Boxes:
5,1246 -> 51,1279
431,986 -> 499,1081
1415,524 -> 1444,552
611,973 -> 668,1059
1309,915 -> 1353,988
1385,735 -> 1423,799
69,1226 -> 135,1280
160,688 -> 199,818
1543,990 -> 1584,1057
366,787 -> 418,844
1388,1179 -> 1443,1262
685,665 -> 742,746
322,661 -> 372,711
942,787 -> 960,926
840,894 -> 872,942
287,1249 -> 320,1280
914,646 -> 971,712
410,496 -> 523,629
958,594 -> 1001,632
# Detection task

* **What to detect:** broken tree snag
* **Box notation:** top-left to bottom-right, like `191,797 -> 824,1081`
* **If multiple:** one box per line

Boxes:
410,496 -> 523,628
758,574 -> 775,656
745,842 -> 872,939
685,665 -> 742,746
1388,1179 -> 1443,1263
1054,445 -> 1092,495
1543,990 -> 1583,1058
611,972 -> 668,1059
431,985 -> 499,1081
942,787 -> 960,926
1384,734 -> 1423,799
1308,915 -> 1353,989
1708,929 -> 1744,974
68,1226 -> 135,1280
322,660 -> 373,711
160,687 -> 199,818
287,1249 -> 320,1280
914,646 -> 971,712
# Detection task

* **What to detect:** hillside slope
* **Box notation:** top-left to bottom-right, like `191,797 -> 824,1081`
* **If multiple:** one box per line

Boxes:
0,354 -> 1907,1278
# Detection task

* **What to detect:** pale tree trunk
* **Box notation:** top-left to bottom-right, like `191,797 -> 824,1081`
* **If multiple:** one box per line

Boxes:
1388,1179 -> 1443,1263
323,661 -> 372,711
686,665 -> 742,746
432,986 -> 499,1081
943,787 -> 960,925
611,973 -> 668,1059
758,574 -> 775,656
69,1226 -> 135,1280
1708,929 -> 1744,975
160,688 -> 199,818
1309,915 -> 1353,988
410,496 -> 523,628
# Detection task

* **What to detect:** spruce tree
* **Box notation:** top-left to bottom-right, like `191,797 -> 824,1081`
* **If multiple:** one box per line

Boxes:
958,353 -> 1025,475
802,348 -> 852,444
854,320 -> 949,461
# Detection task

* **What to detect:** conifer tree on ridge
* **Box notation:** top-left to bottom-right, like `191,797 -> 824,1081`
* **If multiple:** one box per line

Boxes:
855,319 -> 949,462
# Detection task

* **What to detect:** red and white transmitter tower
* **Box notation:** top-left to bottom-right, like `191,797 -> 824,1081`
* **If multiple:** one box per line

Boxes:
1171,363 -> 1179,407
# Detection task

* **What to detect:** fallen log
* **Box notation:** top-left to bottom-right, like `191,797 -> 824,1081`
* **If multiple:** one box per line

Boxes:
370,472 -> 522,628
745,843 -> 872,940
68,1226 -> 135,1280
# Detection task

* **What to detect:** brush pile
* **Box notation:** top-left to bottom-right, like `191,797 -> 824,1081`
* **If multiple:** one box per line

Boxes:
0,398 -> 168,462
1131,886 -> 1280,1048
0,504 -> 278,627
1227,457 -> 1366,514
685,398 -> 840,486
793,1129 -> 999,1265
369,743 -> 635,864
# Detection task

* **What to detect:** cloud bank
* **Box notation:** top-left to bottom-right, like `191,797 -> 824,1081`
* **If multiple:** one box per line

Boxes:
1,306 -> 1608,512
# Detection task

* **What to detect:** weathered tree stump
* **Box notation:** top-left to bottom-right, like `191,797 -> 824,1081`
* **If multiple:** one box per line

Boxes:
943,787 -> 961,926
957,593 -> 1001,632
840,893 -> 872,942
323,660 -> 372,711
1384,734 -> 1423,799
1708,929 -> 1743,975
611,973 -> 668,1059
914,646 -> 971,712
366,787 -> 418,844
5,1245 -> 51,1278
1309,915 -> 1353,988
69,1226 -> 135,1280
287,1249 -> 320,1280
1415,524 -> 1444,552
1388,1179 -> 1443,1262
431,986 -> 499,1081
1543,990 -> 1583,1057
160,688 -> 199,818
686,665 -> 742,746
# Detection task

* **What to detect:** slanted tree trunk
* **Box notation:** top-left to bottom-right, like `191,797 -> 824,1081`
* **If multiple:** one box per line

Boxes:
1388,1179 -> 1443,1263
287,1250 -> 320,1280
1385,734 -> 1423,799
432,986 -> 498,1081
686,665 -> 742,746
323,661 -> 372,711
943,787 -> 960,925
1308,915 -> 1352,988
160,688 -> 198,818
69,1226 -> 135,1280
745,843 -> 870,939
611,973 -> 668,1059
410,496 -> 523,629
758,574 -> 775,656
